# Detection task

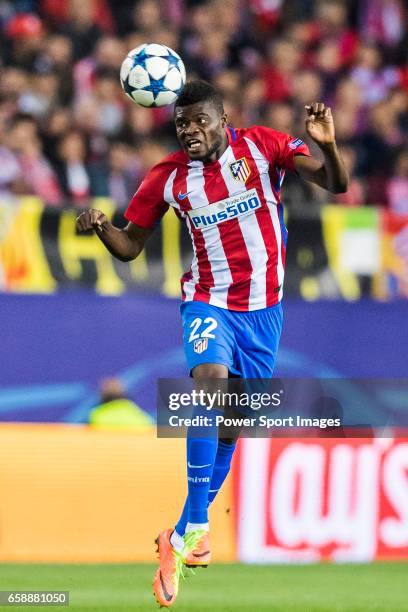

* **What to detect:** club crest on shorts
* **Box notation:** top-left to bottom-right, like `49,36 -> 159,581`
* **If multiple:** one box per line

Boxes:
229,157 -> 251,183
193,338 -> 208,354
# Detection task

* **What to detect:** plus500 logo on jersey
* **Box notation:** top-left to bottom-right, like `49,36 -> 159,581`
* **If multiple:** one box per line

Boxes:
188,188 -> 261,229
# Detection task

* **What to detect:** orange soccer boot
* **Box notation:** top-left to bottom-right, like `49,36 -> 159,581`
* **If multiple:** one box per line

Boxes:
183,529 -> 212,568
153,529 -> 184,607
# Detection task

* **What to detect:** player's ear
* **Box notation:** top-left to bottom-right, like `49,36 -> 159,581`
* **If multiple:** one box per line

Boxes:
221,113 -> 227,128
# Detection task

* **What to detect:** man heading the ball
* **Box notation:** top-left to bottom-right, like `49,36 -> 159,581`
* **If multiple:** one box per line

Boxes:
76,80 -> 348,607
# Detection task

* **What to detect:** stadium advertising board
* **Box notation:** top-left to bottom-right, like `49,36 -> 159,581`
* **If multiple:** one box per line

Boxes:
0,425 -> 235,562
1,199 -> 407,300
235,437 -> 408,563
1,294 -> 407,421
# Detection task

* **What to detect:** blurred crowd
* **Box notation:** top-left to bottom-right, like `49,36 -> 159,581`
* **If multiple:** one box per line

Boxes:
0,0 -> 406,214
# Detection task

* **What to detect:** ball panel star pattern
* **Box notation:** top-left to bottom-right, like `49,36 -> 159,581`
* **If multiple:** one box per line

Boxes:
120,43 -> 186,107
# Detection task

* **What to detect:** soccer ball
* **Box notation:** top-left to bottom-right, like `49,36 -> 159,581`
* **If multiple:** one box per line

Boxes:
120,43 -> 186,108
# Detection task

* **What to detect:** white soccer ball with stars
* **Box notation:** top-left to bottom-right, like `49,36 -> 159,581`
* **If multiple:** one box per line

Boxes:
120,43 -> 186,108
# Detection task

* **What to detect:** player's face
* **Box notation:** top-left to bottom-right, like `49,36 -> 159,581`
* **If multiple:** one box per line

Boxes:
174,101 -> 228,162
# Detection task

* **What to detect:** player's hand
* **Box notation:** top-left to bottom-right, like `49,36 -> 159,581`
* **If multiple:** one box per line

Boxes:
305,103 -> 336,147
76,209 -> 108,233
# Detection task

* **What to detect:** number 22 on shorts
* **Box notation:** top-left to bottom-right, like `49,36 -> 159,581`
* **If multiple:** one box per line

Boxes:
188,317 -> 218,343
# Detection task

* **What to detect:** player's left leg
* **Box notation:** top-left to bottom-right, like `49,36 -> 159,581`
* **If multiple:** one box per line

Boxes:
182,303 -> 285,570
200,303 -> 284,506
232,301 -> 284,380
172,435 -> 237,546
207,436 -> 236,505
188,301 -> 284,518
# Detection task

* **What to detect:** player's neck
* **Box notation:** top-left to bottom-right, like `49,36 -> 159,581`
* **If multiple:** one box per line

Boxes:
203,133 -> 229,164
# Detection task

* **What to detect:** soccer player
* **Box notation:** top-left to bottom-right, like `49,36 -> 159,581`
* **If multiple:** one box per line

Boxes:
76,80 -> 348,607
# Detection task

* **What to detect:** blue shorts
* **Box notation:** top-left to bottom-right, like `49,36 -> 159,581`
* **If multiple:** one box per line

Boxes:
181,301 -> 283,378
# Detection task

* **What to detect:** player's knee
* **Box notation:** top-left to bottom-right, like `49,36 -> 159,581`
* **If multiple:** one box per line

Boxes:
192,363 -> 228,379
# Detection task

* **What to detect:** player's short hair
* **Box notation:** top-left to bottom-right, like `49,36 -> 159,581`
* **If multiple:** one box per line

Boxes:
175,80 -> 224,115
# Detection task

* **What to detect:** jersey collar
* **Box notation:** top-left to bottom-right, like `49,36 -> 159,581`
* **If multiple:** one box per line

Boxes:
227,126 -> 237,143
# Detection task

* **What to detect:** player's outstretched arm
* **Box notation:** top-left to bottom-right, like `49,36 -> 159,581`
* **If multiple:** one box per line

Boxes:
294,103 -> 349,194
76,209 -> 152,262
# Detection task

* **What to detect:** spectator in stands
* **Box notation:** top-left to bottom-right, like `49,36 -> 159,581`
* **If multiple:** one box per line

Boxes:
126,104 -> 158,140
106,141 -> 142,210
60,0 -> 105,61
350,43 -> 400,106
42,0 -> 114,34
315,0 -> 358,68
4,12 -> 43,70
7,113 -> 62,205
35,34 -> 74,105
0,67 -> 30,106
89,377 -> 153,430
0,131 -> 23,200
55,130 -> 91,206
262,38 -> 301,102
387,151 -> 408,216
131,0 -> 163,38
361,99 -> 406,204
241,78 -> 265,125
358,0 -> 405,51
74,66 -> 124,137
41,106 -> 73,167
89,140 -> 143,209
0,0 -> 404,210
18,69 -> 60,118
335,145 -> 365,206
136,138 -> 172,177
73,35 -> 126,103
315,40 -> 343,97
292,70 -> 323,112
334,78 -> 364,121
264,102 -> 295,134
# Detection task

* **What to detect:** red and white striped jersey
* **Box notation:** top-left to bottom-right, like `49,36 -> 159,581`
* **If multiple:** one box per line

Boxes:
125,126 -> 310,311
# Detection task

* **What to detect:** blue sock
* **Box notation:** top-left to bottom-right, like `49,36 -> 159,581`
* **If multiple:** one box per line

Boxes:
175,498 -> 189,537
186,436 -> 217,524
175,440 -> 236,536
208,440 -> 236,504
175,431 -> 217,534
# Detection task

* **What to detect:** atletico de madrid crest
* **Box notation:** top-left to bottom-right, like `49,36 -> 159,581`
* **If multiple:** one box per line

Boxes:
193,338 -> 208,354
229,157 -> 251,183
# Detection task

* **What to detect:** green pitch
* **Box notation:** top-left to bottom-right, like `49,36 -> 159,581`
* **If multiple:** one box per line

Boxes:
0,562 -> 407,612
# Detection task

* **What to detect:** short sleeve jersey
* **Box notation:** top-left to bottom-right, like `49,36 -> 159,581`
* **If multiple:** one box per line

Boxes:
125,126 -> 310,311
